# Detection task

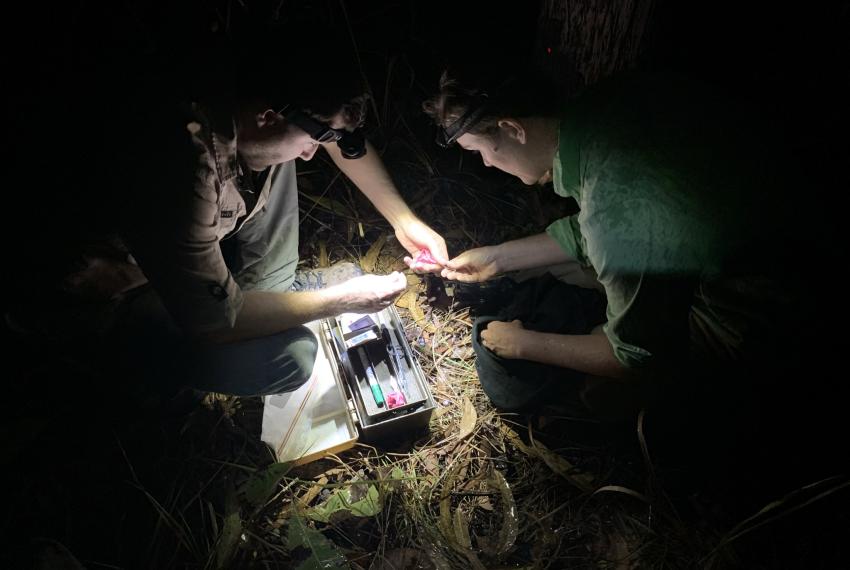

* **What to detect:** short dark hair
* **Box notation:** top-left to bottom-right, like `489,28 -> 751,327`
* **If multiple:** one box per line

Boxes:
423,60 -> 565,141
235,25 -> 369,129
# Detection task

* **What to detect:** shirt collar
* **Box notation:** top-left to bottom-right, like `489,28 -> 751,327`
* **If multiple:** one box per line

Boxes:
196,100 -> 240,183
552,116 -> 582,201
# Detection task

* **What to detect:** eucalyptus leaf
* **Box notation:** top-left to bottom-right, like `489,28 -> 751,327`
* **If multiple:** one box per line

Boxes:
215,486 -> 242,569
491,469 -> 518,557
360,233 -> 387,273
306,483 -> 381,523
240,461 -> 294,508
456,396 -> 477,441
286,515 -> 349,569
498,423 -> 594,492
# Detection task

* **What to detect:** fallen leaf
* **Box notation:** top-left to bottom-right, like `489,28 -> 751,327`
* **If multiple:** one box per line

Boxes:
453,508 -> 471,548
298,477 -> 328,508
438,463 -> 461,548
285,515 -> 348,569
394,289 -> 417,309
477,496 -> 494,511
532,439 -> 595,492
490,469 -> 519,557
456,397 -> 477,441
593,485 -> 650,504
361,233 -> 387,273
317,241 -> 328,268
408,302 -> 427,326
215,485 -> 241,570
419,449 -> 440,476
498,423 -> 594,492
453,509 -> 486,570
239,462 -> 294,508
434,406 -> 450,418
305,482 -> 381,523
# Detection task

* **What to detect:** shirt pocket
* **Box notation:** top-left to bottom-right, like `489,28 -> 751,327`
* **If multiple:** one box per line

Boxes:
217,180 -> 247,239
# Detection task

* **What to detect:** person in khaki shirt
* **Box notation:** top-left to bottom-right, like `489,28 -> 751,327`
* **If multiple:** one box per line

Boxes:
86,44 -> 450,397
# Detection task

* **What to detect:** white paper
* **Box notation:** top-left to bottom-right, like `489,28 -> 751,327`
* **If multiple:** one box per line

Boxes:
261,320 -> 357,464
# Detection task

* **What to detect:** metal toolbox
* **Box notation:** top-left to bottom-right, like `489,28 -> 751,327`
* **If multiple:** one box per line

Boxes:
261,306 -> 436,465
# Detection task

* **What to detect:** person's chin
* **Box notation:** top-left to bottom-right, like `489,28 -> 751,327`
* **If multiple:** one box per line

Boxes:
535,170 -> 553,185
243,155 -> 271,171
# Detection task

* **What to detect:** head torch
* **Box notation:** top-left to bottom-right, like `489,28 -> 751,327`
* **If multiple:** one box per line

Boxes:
435,94 -> 489,148
285,109 -> 367,159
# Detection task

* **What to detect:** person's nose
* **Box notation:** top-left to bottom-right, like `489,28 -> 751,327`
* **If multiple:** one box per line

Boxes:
482,156 -> 492,168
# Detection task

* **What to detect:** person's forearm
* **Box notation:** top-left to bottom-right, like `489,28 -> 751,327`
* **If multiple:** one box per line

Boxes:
325,141 -> 413,227
517,329 -> 628,378
205,289 -> 341,343
494,233 -> 574,273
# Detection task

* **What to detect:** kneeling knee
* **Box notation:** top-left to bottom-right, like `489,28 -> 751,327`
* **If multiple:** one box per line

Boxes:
281,327 -> 318,386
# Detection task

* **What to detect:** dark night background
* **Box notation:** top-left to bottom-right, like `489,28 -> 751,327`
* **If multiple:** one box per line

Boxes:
3,1 -> 849,568
5,1 -> 848,273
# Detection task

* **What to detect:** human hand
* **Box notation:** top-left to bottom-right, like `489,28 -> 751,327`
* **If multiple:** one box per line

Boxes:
329,272 -> 407,313
440,246 -> 501,282
398,218 -> 448,273
480,319 -> 528,359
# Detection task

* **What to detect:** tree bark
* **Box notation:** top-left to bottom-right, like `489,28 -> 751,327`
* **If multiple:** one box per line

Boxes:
535,0 -> 656,93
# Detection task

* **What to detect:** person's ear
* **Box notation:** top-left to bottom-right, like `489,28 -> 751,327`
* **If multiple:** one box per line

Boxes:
256,109 -> 281,128
497,118 -> 526,144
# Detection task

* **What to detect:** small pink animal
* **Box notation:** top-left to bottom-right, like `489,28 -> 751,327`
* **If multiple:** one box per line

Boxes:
411,249 -> 438,269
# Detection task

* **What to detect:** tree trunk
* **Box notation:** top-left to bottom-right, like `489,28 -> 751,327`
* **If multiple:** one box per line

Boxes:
535,0 -> 655,93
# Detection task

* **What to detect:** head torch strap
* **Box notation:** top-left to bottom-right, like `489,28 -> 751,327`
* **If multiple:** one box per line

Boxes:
440,94 -> 489,147
284,109 -> 340,142
283,108 -> 367,159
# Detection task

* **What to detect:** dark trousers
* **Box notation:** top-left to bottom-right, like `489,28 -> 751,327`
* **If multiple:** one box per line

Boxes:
471,274 -> 607,412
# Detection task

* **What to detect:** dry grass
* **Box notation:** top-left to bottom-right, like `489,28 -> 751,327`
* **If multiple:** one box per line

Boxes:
190,300 -> 708,569
163,128 -> 713,568
16,56 -> 841,570
6,3 -> 848,569
97,106 -> 848,569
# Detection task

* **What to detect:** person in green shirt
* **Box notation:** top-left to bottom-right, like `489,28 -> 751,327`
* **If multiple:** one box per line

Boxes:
423,64 -> 796,417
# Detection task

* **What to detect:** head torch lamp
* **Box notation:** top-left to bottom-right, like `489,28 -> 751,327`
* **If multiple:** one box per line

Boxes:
285,109 -> 367,159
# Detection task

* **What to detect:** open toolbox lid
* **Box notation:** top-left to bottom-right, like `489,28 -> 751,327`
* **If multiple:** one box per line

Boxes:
261,307 -> 435,465
260,319 -> 359,465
